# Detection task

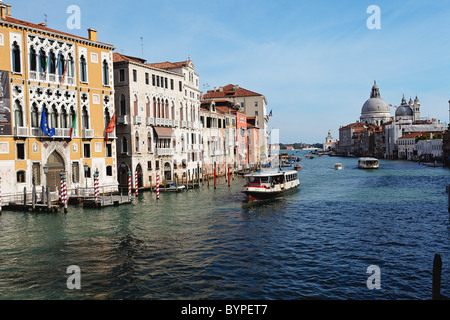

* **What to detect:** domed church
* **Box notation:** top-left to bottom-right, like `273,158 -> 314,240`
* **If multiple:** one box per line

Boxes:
360,81 -> 393,126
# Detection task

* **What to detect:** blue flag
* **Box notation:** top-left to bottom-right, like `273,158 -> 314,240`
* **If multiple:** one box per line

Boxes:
40,108 -> 55,137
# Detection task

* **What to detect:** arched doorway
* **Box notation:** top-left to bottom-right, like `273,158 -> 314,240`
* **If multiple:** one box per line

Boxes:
118,163 -> 130,189
46,151 -> 65,192
164,162 -> 171,181
136,164 -> 143,188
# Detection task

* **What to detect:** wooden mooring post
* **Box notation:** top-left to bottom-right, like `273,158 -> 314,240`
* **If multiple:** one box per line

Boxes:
433,254 -> 449,300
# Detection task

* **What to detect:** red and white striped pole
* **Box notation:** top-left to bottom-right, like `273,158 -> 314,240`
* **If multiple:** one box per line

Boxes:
135,171 -> 138,197
94,170 -> 99,203
156,173 -> 160,200
128,170 -> 131,200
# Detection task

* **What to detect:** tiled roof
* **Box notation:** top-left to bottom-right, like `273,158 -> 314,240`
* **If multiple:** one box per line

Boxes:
1,16 -> 114,48
399,132 -> 427,139
202,84 -> 262,99
113,52 -> 146,64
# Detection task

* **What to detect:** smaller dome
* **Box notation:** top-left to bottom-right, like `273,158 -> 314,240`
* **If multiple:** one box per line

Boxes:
395,105 -> 413,117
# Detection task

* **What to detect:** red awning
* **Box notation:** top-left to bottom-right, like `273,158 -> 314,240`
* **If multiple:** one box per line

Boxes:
153,126 -> 173,139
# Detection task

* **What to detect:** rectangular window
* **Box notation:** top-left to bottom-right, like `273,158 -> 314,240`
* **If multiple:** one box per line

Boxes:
106,165 -> 113,176
119,69 -> 125,82
152,74 -> 156,86
17,143 -> 25,160
156,75 -> 160,87
170,79 -> 174,90
147,161 -> 152,171
179,81 -> 182,92
83,143 -> 91,158
72,162 -> 80,183
165,77 -> 168,88
133,69 -> 137,82
145,72 -> 149,85
106,143 -> 112,157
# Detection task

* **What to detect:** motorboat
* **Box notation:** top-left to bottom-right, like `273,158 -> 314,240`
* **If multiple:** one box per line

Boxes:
242,169 -> 300,201
334,163 -> 343,170
358,157 -> 379,169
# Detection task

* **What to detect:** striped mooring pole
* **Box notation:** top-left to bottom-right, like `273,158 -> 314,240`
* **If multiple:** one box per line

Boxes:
128,170 -> 131,201
94,169 -> 99,203
60,171 -> 68,212
135,171 -> 138,197
156,173 -> 160,200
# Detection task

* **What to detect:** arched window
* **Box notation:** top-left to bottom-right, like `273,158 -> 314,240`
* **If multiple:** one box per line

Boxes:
14,100 -> 23,127
49,50 -> 56,74
12,42 -> 21,73
165,100 -> 169,119
50,105 -> 58,128
180,103 -> 183,121
104,108 -> 111,129
134,95 -> 138,116
135,133 -> 140,153
29,47 -> 37,72
69,106 -> 76,129
82,106 -> 89,129
31,103 -> 39,128
153,97 -> 157,118
102,59 -> 109,86
67,54 -> 74,77
17,170 -> 26,183
80,55 -> 87,82
147,133 -> 152,152
57,52 -> 65,76
120,94 -> 126,116
60,106 -> 68,128
146,98 -> 150,118
171,102 -> 175,120
122,136 -> 128,154
39,49 -> 46,73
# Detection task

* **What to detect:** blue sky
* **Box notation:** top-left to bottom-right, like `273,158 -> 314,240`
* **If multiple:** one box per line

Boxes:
12,0 -> 450,143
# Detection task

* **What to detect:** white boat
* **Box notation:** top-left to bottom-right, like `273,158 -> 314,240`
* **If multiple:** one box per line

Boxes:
334,163 -> 343,170
242,169 -> 300,201
358,157 -> 379,169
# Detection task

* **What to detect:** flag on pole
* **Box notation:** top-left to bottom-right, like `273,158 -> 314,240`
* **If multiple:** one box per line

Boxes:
44,54 -> 50,77
69,112 -> 77,140
40,108 -> 55,137
269,109 -> 273,117
61,59 -> 68,83
105,113 -> 116,141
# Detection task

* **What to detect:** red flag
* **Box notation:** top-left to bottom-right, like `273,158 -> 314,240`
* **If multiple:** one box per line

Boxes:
105,113 -> 115,141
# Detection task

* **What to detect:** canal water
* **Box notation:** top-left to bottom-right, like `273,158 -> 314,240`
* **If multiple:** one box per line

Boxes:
0,151 -> 449,300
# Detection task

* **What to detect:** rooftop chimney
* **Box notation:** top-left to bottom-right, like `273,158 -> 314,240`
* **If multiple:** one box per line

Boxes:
0,1 -> 11,20
88,28 -> 97,42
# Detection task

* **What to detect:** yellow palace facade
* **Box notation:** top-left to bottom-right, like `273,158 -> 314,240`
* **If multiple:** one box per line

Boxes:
0,2 -> 118,198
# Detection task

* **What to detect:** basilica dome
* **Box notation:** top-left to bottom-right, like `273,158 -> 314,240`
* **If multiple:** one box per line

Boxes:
395,95 -> 413,118
360,81 -> 392,126
361,82 -> 390,115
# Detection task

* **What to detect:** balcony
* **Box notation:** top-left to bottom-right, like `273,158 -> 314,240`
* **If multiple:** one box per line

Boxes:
134,116 -> 143,125
156,148 -> 174,156
82,128 -> 94,139
146,117 -> 155,126
117,115 -> 128,125
31,127 -> 71,138
181,120 -> 188,128
14,126 -> 28,137
155,118 -> 173,127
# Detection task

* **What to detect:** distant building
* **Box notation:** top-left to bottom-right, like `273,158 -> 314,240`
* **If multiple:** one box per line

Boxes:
323,130 -> 337,152
337,122 -> 365,156
202,84 -> 269,163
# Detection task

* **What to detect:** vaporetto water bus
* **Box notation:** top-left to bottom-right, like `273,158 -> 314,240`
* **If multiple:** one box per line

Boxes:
242,169 -> 300,201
